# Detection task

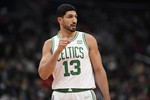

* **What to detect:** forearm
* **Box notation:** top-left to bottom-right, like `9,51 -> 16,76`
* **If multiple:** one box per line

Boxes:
95,69 -> 110,100
38,50 -> 60,80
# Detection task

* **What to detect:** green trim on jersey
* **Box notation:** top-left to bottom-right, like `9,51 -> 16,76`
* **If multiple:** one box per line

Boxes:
90,90 -> 97,100
57,31 -> 79,42
82,33 -> 89,50
71,31 -> 78,41
57,34 -> 60,39
51,37 -> 55,54
53,88 -> 91,93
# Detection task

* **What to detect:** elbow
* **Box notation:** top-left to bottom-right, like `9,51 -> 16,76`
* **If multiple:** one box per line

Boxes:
39,73 -> 48,80
95,67 -> 106,75
38,67 -> 49,80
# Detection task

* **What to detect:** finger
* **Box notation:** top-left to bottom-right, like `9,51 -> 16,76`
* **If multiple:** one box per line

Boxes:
60,40 -> 70,44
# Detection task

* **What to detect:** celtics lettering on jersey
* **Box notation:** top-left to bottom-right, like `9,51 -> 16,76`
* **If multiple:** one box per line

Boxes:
57,46 -> 84,77
58,46 -> 84,62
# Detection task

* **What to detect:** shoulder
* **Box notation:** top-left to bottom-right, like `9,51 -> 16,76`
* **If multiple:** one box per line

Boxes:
43,37 -> 55,49
77,31 -> 95,40
77,31 -> 97,43
83,33 -> 98,49
44,35 -> 57,46
44,39 -> 52,45
41,39 -> 52,52
84,33 -> 97,42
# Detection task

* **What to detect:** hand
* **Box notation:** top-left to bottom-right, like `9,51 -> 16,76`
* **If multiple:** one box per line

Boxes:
57,38 -> 70,53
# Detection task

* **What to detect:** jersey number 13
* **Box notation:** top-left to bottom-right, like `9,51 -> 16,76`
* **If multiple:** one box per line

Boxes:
63,60 -> 81,77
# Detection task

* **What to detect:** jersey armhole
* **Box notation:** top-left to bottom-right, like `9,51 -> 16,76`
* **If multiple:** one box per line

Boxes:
51,37 -> 55,54
82,33 -> 89,50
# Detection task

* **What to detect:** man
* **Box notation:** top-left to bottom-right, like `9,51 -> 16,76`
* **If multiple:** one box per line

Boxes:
38,4 -> 110,100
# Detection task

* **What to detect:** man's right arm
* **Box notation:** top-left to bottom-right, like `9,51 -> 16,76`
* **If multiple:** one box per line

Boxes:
38,38 -> 70,80
38,39 -> 60,80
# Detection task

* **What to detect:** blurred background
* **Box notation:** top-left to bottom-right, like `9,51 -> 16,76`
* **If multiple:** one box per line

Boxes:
0,0 -> 150,100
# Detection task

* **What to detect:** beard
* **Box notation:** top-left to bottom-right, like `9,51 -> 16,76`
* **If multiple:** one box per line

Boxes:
63,24 -> 76,32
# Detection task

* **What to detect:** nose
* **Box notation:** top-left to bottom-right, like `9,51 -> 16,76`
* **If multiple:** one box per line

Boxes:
72,17 -> 77,23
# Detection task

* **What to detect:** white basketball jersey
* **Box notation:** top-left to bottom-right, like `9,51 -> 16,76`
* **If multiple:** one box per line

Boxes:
51,31 -> 96,89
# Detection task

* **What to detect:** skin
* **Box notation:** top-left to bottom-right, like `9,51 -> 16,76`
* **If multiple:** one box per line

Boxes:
38,10 -> 110,100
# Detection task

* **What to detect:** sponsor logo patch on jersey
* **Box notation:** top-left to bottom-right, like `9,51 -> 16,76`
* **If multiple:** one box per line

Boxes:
77,40 -> 82,44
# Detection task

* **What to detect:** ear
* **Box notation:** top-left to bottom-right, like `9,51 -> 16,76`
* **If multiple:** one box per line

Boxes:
57,17 -> 62,25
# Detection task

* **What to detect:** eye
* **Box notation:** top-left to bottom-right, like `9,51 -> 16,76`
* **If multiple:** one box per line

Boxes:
67,15 -> 73,18
75,15 -> 77,18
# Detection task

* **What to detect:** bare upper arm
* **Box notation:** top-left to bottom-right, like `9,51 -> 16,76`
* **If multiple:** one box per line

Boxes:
39,39 -> 52,67
85,33 -> 103,72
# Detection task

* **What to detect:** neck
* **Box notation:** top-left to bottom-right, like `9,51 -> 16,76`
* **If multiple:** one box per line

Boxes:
58,30 -> 76,39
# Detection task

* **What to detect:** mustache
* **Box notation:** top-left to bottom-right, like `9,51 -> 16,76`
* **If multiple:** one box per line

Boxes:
70,23 -> 76,27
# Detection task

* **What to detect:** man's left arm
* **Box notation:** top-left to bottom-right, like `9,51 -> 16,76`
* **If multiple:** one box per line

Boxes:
85,34 -> 111,100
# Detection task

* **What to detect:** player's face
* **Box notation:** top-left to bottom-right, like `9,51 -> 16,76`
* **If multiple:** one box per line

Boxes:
62,11 -> 77,32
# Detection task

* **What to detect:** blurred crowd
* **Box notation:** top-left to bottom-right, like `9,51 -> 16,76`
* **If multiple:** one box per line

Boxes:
0,0 -> 150,100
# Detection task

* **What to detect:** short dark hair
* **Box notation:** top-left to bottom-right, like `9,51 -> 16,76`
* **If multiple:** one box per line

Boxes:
57,4 -> 76,17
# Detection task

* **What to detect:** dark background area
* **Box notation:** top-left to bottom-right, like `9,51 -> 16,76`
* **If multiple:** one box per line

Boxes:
0,0 -> 150,100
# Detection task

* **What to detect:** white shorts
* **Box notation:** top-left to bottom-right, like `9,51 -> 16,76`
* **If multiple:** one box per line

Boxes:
51,90 -> 97,100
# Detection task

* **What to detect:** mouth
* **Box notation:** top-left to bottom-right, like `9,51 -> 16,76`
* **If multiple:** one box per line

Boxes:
71,24 -> 76,28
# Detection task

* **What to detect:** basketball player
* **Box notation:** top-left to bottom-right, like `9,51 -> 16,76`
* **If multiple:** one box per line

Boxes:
38,4 -> 110,100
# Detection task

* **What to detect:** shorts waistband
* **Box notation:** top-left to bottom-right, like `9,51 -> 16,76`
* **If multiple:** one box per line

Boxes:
53,88 -> 91,93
